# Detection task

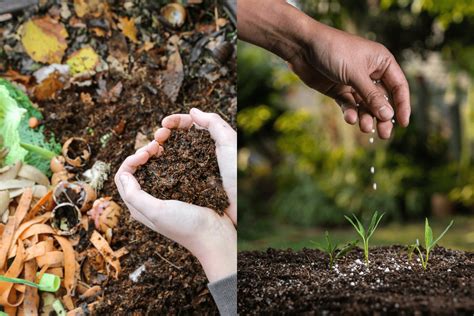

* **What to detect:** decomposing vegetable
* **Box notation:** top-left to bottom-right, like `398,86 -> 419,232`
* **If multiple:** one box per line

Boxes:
0,190 -> 9,223
61,137 -> 91,167
87,197 -> 121,233
51,170 -> 73,186
409,218 -> 454,270
51,202 -> 81,235
50,155 -> 66,173
82,160 -> 110,190
0,79 -> 61,175
160,3 -> 186,28
90,230 -> 121,278
0,161 -> 22,181
0,136 -> 8,166
312,231 -> 357,269
0,163 -> 49,203
17,164 -> 50,187
53,181 -> 96,212
345,211 -> 384,265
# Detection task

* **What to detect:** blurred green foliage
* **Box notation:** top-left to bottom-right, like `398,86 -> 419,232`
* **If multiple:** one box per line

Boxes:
238,0 -> 474,241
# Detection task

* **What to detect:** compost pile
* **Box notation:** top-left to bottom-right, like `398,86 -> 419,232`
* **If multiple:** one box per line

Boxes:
136,127 -> 229,215
238,246 -> 474,315
0,0 -> 235,314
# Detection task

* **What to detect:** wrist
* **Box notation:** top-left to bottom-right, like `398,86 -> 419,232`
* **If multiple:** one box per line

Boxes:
238,0 -> 315,62
192,221 -> 237,283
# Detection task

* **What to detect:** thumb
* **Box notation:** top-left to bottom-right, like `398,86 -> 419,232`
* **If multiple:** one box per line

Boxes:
189,108 -> 235,146
352,76 -> 394,122
119,172 -> 141,198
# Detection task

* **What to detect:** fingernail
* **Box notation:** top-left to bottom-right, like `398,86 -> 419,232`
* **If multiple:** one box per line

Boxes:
190,108 -> 202,114
378,106 -> 393,121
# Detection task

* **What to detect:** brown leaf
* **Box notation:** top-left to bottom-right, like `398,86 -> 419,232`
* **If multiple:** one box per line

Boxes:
160,50 -> 184,103
1,70 -> 31,85
34,72 -> 64,100
96,80 -> 123,104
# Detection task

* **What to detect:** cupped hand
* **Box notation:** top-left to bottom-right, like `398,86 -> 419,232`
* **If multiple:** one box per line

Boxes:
114,108 -> 237,282
289,22 -> 410,139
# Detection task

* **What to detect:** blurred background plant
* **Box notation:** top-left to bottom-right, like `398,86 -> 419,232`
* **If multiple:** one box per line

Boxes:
238,0 -> 474,251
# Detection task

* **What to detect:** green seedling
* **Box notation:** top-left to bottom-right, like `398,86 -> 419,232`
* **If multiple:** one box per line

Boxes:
411,218 -> 454,270
0,273 -> 60,292
406,244 -> 416,261
345,211 -> 384,265
312,231 -> 357,269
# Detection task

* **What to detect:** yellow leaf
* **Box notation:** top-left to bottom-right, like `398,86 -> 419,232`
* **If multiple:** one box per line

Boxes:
66,46 -> 100,75
74,0 -> 107,18
21,17 -> 68,64
73,0 -> 88,17
118,17 -> 138,43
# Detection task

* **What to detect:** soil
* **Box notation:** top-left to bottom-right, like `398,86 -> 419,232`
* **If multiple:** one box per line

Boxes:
238,246 -> 474,315
135,127 -> 229,215
0,0 -> 236,313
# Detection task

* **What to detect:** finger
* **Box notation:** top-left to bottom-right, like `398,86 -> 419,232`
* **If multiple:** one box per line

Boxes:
118,172 -> 215,241
114,172 -> 157,230
154,127 -> 171,144
189,108 -> 237,225
136,140 -> 160,156
381,59 -> 411,127
162,114 -> 193,129
376,119 -> 393,139
351,75 -> 394,122
189,108 -> 236,147
116,151 -> 150,175
358,105 -> 374,133
335,92 -> 358,125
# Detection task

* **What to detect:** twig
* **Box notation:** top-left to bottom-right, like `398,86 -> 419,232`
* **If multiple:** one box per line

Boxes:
155,252 -> 182,270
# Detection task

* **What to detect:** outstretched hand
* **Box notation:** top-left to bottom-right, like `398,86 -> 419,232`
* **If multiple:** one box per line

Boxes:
238,0 -> 411,139
115,108 -> 237,282
288,23 -> 410,139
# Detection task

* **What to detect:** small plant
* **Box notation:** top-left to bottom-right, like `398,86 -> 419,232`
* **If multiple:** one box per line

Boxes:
406,244 -> 416,261
312,231 -> 357,268
410,218 -> 454,270
345,211 -> 384,265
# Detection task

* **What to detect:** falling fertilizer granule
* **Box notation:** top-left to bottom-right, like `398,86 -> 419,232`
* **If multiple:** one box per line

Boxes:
370,166 -> 375,174
369,137 -> 374,144
373,183 -> 377,190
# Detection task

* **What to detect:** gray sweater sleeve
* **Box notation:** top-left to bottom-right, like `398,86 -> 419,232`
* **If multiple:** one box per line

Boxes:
208,273 -> 237,316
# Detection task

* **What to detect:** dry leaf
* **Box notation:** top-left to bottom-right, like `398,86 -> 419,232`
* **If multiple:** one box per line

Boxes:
34,72 -> 64,100
66,46 -> 100,75
80,92 -> 94,108
1,70 -> 31,85
160,49 -> 184,103
96,80 -> 123,104
21,17 -> 68,64
118,16 -> 138,43
216,18 -> 228,27
134,132 -> 150,150
74,0 -> 107,18
137,41 -> 154,54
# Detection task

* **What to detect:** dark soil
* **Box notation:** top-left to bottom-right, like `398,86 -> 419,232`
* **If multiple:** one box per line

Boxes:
136,127 -> 229,215
238,246 -> 474,315
0,0 -> 236,314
